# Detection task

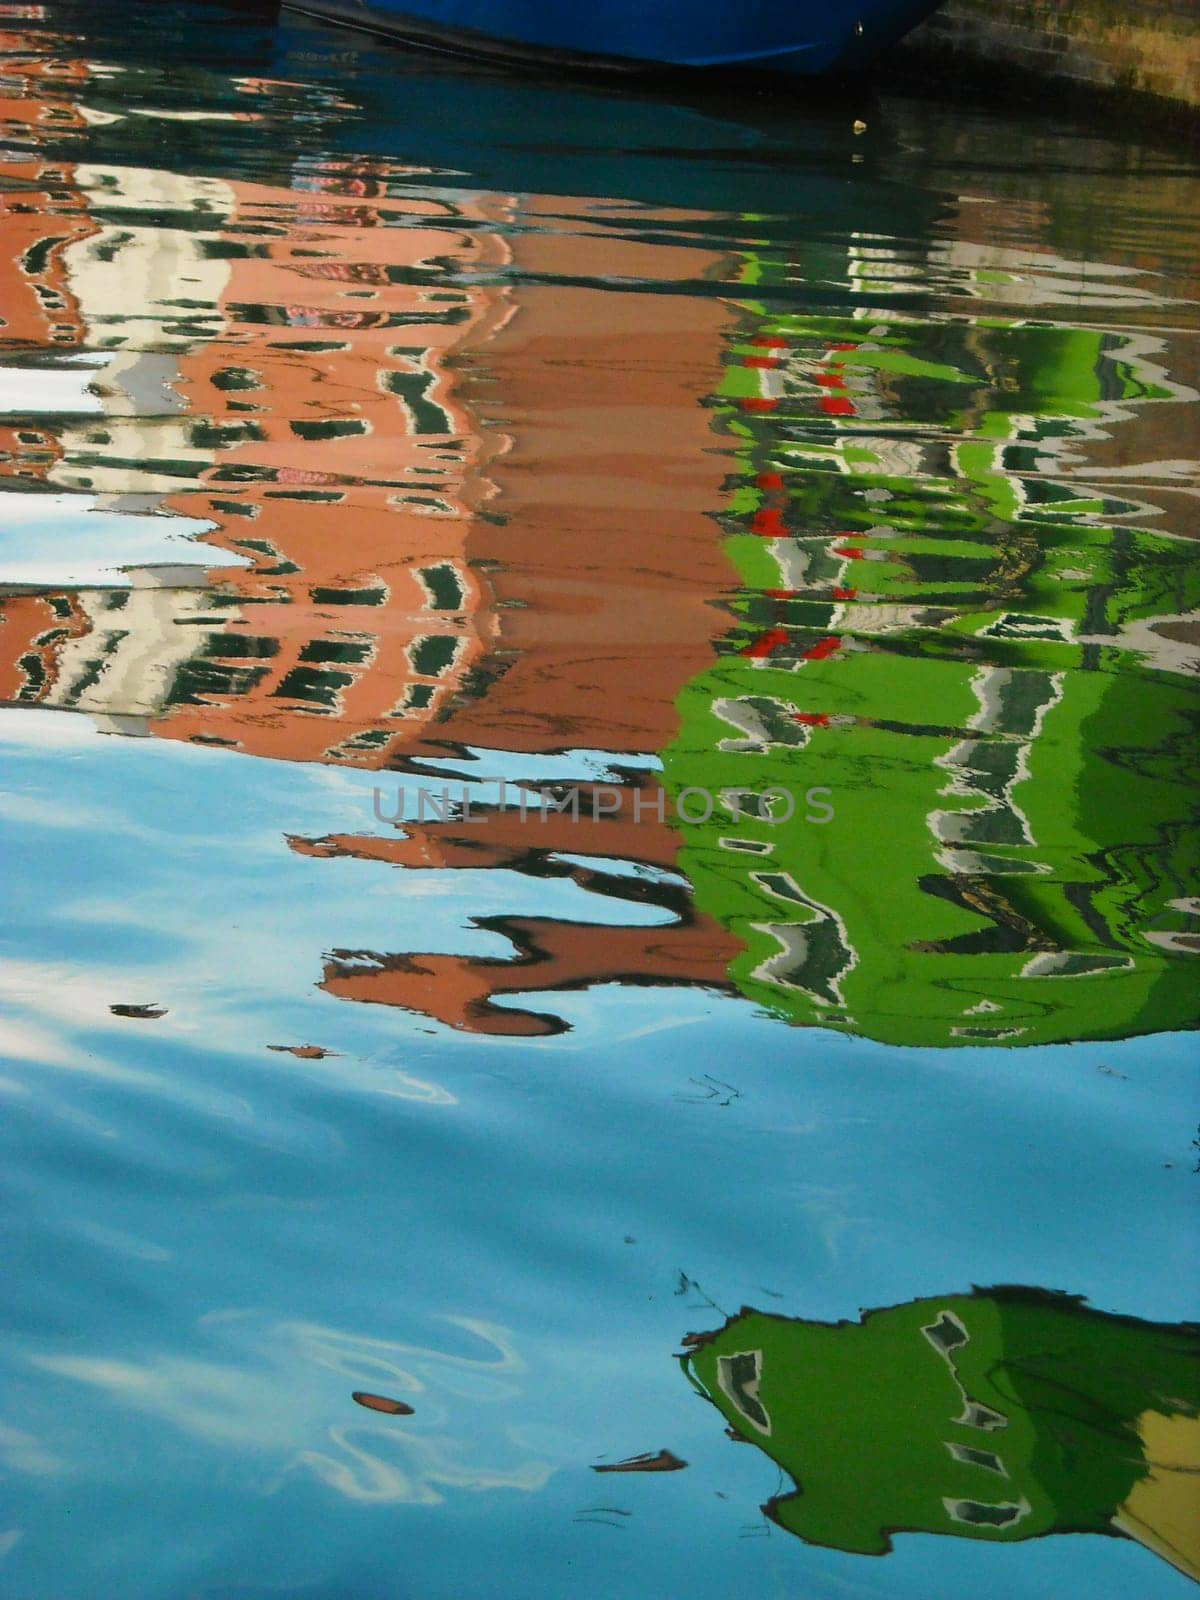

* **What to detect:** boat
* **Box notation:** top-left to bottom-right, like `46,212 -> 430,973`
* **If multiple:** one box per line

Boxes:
281,0 -> 944,76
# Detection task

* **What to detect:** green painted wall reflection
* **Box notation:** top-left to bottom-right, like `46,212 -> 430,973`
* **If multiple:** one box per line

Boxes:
662,289 -> 1200,1045
682,1288 -> 1200,1581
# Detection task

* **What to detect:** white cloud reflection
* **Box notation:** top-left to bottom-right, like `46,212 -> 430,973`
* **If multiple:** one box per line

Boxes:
0,1422 -> 63,1479
28,1315 -> 557,1506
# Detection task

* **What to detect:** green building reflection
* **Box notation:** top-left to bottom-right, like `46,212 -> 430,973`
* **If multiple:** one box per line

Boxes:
681,1287 -> 1200,1581
662,269 -> 1199,1046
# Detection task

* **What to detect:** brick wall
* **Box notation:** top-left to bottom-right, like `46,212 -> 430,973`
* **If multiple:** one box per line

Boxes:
901,0 -> 1200,115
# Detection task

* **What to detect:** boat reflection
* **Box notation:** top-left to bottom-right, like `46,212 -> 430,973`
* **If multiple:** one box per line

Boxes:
681,1287 -> 1200,1583
1,20 -> 1197,1048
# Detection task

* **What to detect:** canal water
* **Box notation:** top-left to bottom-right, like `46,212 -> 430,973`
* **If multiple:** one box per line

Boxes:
0,3 -> 1196,1596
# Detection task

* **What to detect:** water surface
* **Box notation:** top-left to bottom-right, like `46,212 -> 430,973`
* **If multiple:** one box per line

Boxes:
0,5 -> 1197,1596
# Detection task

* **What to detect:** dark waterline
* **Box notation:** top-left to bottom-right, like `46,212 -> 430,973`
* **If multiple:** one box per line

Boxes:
0,5 -> 1197,1597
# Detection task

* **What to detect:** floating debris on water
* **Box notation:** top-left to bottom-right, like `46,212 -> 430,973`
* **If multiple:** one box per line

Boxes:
351,1392 -> 415,1416
592,1450 -> 688,1473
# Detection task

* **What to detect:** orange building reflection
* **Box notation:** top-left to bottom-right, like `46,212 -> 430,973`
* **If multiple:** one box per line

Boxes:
0,32 -> 740,1032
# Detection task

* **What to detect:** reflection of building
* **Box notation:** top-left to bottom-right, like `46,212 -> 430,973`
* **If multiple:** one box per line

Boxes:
303,289 -> 1199,1045
0,150 -> 515,764
0,60 -> 733,767
2,37 -> 1197,1048
0,46 -> 97,354
291,791 -> 740,1035
0,39 -> 741,1028
682,1288 -> 1200,1582
658,270 -> 1200,1046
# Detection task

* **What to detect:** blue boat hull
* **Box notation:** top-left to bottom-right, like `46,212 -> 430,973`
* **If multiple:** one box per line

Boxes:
284,0 -> 943,75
